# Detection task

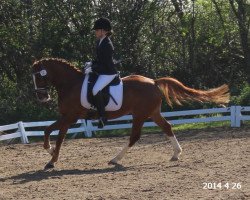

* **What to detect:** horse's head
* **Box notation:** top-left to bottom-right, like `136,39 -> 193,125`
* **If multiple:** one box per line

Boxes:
32,60 -> 51,103
32,58 -> 83,103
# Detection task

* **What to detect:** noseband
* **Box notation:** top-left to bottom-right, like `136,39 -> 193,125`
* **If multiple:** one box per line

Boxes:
32,69 -> 49,94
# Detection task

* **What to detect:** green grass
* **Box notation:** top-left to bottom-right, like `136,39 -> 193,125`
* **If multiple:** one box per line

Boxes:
94,121 -> 234,138
172,121 -> 231,132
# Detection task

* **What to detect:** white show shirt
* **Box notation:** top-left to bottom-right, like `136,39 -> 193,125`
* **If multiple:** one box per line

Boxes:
99,36 -> 106,46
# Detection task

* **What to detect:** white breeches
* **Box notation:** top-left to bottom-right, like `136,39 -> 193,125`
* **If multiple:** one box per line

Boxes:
92,74 -> 117,96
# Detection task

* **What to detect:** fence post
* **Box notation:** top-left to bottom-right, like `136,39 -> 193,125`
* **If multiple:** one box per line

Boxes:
235,106 -> 242,127
230,106 -> 236,127
18,121 -> 29,144
84,120 -> 93,138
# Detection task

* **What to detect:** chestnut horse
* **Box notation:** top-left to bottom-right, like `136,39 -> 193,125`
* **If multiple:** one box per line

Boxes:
32,58 -> 229,169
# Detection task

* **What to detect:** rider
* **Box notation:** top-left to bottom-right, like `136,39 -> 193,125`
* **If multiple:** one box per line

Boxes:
84,17 -> 118,128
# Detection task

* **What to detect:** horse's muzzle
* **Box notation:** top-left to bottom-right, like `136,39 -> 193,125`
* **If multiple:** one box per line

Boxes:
35,89 -> 51,103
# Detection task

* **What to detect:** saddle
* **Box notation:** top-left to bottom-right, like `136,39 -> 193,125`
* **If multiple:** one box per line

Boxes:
87,73 -> 121,108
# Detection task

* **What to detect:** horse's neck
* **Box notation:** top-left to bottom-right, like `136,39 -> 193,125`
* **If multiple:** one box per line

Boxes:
50,65 -> 83,91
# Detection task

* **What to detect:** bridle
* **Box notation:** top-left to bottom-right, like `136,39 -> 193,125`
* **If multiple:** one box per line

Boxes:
32,68 -> 49,94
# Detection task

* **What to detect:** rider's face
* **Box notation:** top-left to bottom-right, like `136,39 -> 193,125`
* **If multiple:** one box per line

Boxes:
95,29 -> 106,39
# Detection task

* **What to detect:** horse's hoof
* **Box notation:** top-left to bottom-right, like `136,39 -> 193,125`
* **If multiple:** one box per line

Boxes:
170,156 -> 179,161
108,160 -> 118,165
44,162 -> 55,170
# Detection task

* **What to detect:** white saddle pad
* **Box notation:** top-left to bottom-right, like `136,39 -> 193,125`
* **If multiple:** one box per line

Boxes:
80,74 -> 123,111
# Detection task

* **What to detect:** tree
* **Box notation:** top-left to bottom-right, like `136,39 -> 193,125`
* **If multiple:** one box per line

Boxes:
0,0 -> 250,124
229,0 -> 250,83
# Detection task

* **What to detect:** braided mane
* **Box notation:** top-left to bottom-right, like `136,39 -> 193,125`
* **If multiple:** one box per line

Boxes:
33,57 -> 81,72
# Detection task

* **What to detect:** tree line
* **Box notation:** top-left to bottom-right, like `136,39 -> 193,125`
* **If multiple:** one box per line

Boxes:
0,0 -> 249,124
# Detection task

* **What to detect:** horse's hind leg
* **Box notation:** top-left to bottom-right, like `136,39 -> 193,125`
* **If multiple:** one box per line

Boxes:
151,111 -> 182,161
109,117 -> 145,165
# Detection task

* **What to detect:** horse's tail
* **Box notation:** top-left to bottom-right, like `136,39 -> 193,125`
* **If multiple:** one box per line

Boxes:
154,77 -> 230,107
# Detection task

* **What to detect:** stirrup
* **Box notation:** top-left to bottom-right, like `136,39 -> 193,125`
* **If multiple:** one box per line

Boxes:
98,117 -> 107,129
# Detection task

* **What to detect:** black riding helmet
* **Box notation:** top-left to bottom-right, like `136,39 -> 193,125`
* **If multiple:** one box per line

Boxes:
92,17 -> 112,31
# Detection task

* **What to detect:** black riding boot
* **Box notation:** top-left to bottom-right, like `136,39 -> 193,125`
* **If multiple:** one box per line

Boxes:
94,91 -> 107,128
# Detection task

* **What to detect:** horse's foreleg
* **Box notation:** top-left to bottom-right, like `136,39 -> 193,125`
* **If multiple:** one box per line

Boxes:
44,119 -> 65,155
152,112 -> 182,161
45,124 -> 70,169
44,116 -> 77,169
109,117 -> 144,165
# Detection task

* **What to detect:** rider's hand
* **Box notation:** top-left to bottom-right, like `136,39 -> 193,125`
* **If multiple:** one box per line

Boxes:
85,67 -> 93,74
84,61 -> 92,69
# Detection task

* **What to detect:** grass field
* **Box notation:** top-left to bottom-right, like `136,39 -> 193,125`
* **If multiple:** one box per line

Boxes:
94,121 -> 250,138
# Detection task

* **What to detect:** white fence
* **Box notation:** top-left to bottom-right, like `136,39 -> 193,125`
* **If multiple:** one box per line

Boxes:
0,106 -> 249,144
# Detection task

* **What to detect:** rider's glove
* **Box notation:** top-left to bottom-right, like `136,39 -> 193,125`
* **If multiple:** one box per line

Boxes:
85,66 -> 92,74
84,62 -> 93,74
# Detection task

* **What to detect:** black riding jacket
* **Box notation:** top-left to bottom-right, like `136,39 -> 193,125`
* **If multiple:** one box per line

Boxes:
92,36 -> 117,75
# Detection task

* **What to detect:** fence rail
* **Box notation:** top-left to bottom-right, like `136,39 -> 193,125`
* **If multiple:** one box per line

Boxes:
0,106 -> 249,144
